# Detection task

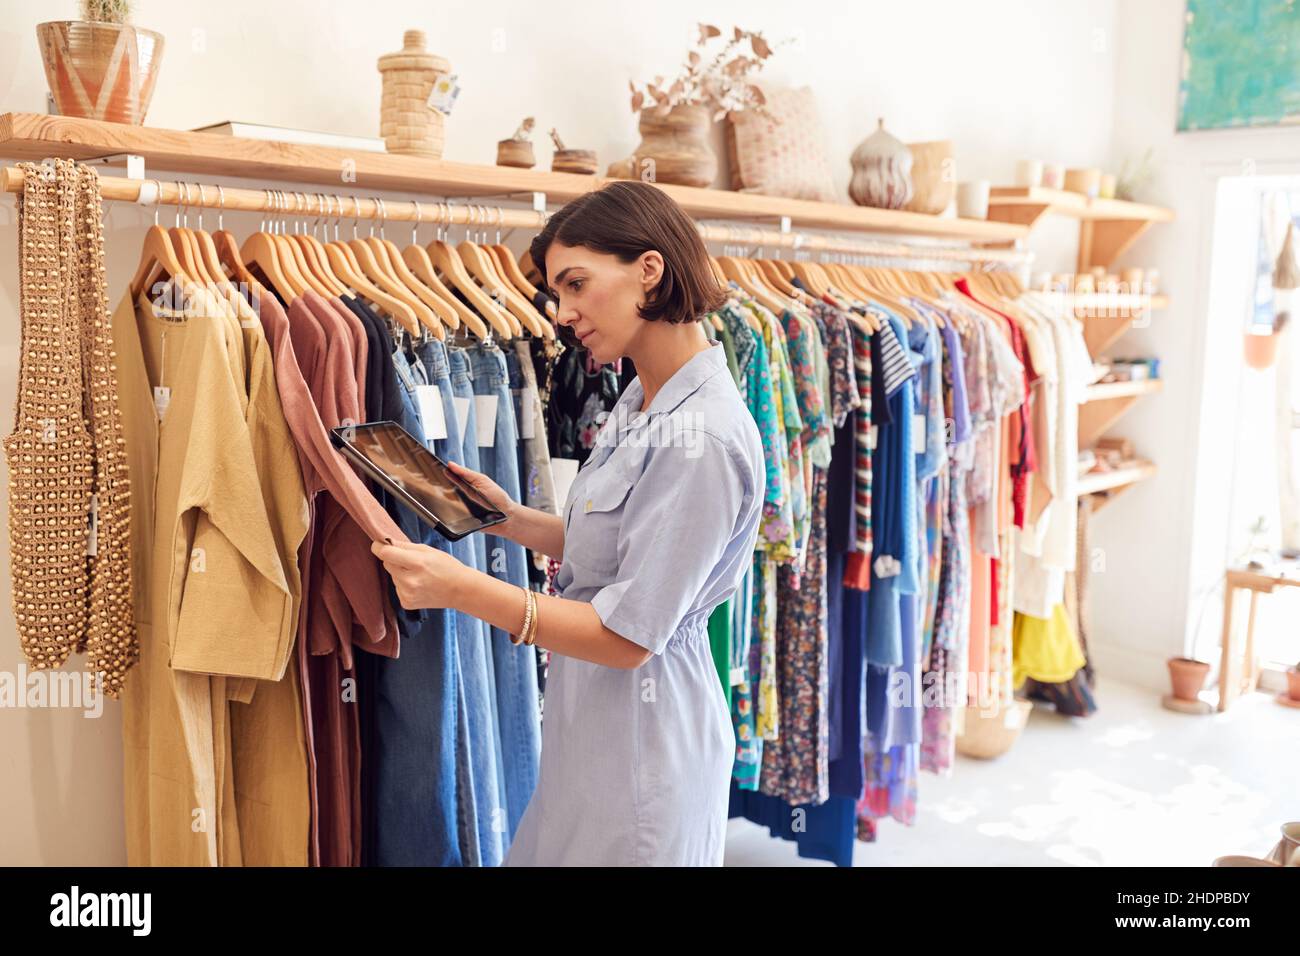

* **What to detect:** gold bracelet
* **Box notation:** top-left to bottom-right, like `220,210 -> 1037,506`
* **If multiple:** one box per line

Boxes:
523,588 -> 539,646
513,584 -> 532,646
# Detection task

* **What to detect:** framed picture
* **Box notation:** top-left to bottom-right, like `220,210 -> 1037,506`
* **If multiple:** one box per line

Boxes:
1178,0 -> 1300,131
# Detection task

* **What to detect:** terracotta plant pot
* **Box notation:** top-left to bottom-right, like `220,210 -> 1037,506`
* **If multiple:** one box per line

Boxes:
37,20 -> 164,125
1243,329 -> 1282,370
628,104 -> 717,188
1287,667 -> 1300,701
1167,657 -> 1210,702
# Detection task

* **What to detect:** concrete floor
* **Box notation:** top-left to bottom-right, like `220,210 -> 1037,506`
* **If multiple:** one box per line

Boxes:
724,677 -> 1298,866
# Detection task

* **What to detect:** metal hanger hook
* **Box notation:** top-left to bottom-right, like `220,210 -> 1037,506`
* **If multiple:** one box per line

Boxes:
216,183 -> 226,232
411,199 -> 421,245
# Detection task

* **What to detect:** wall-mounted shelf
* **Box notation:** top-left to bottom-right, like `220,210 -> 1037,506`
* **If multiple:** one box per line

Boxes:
0,112 -> 1028,243
986,184 -> 1173,272
1083,378 -> 1163,403
1077,460 -> 1157,508
1079,379 -> 1162,449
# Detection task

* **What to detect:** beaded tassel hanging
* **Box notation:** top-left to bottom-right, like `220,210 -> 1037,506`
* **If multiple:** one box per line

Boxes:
5,158 -> 136,696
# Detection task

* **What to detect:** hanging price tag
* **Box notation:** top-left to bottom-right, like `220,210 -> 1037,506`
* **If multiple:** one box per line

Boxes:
452,396 -> 471,441
428,74 -> 461,114
514,385 -> 537,440
153,386 -> 171,421
913,413 -> 926,454
475,394 -> 498,447
415,385 -> 448,441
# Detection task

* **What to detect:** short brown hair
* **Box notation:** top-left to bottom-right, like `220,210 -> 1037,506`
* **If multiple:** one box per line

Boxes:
529,180 -> 726,324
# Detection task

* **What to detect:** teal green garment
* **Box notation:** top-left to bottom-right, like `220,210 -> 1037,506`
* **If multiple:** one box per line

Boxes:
708,597 -> 732,709
714,319 -> 741,385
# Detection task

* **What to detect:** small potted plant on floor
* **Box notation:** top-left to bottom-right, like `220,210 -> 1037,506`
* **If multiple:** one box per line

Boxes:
1167,656 -> 1211,702
37,1 -> 165,125
1288,659 -> 1300,702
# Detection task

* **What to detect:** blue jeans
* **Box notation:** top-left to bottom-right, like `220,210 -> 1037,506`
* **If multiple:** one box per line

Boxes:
368,348 -> 461,865
441,344 -> 507,866
466,344 -> 542,842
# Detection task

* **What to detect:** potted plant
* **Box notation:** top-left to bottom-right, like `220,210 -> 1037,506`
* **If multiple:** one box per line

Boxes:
37,1 -> 165,125
1288,659 -> 1300,702
612,24 -> 784,188
1167,657 -> 1211,702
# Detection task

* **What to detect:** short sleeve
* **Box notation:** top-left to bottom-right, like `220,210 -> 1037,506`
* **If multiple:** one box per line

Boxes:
589,433 -> 752,656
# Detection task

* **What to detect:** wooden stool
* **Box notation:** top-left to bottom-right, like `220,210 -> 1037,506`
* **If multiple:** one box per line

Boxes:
1218,567 -> 1298,711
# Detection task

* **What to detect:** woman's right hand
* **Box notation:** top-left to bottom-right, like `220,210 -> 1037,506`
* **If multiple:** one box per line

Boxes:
447,460 -> 519,529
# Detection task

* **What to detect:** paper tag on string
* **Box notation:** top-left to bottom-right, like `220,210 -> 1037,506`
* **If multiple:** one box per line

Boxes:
415,385 -> 448,441
452,396 -> 471,441
153,386 -> 171,421
428,74 -> 460,114
514,386 -> 537,440
474,394 -> 498,447
913,414 -> 926,454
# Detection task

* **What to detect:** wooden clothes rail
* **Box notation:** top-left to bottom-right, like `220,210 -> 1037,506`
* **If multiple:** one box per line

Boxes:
0,166 -> 1033,269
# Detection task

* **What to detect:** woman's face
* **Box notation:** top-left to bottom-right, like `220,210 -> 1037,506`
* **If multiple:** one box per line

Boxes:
544,243 -> 664,365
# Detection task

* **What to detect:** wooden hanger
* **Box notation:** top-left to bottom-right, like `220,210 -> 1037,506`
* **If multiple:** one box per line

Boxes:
461,205 -> 551,338
488,243 -> 559,338
401,239 -> 485,338
453,211 -> 530,335
457,240 -> 534,336
206,184 -> 264,302
317,197 -> 419,328
269,191 -> 333,297
716,257 -> 769,331
281,192 -> 346,296
287,194 -> 350,298
241,191 -> 309,299
358,201 -> 451,338
427,227 -> 514,339
129,185 -> 191,300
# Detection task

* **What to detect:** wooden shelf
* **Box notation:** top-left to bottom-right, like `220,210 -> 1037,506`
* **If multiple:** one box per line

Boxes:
987,186 -> 1173,225
1079,380 -> 1162,449
1083,378 -> 1163,403
987,185 -> 1173,272
1073,292 -> 1169,314
1077,459 -> 1156,497
1080,299 -> 1167,356
0,112 -> 1028,243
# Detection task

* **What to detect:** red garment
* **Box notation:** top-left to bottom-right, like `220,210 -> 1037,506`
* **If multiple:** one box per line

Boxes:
954,279 -> 1037,529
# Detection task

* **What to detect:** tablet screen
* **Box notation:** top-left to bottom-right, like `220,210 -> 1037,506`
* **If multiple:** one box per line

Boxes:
335,421 -> 505,536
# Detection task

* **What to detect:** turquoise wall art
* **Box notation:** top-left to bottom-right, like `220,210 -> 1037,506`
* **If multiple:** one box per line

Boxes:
1178,0 -> 1300,131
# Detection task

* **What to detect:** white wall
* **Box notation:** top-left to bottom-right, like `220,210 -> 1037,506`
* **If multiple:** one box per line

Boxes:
0,0 -> 1124,864
1089,0 -> 1300,691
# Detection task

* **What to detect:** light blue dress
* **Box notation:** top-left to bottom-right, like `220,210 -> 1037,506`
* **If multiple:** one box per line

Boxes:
503,343 -> 765,866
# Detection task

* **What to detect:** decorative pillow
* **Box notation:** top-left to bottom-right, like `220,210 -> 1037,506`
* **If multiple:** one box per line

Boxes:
727,85 -> 837,202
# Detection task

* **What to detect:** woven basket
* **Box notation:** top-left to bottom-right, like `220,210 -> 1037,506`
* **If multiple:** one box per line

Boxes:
378,30 -> 450,158
955,699 -> 1033,759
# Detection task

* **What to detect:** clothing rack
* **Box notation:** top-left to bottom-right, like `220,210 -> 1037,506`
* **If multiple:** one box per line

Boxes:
0,165 -> 1033,270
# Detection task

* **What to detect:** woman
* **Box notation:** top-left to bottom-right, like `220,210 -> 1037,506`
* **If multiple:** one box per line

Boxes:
371,181 -> 765,866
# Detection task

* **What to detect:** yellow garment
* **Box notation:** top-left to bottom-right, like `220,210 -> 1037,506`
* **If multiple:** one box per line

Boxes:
1011,603 -> 1086,689
222,288 -> 311,866
113,286 -> 308,866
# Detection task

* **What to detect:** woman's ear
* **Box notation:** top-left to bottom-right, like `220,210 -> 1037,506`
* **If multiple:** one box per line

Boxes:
638,250 -> 665,293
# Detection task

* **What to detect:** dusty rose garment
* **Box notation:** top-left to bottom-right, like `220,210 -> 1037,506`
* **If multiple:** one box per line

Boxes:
299,293 -> 398,665
292,295 -> 394,653
259,291 -> 405,866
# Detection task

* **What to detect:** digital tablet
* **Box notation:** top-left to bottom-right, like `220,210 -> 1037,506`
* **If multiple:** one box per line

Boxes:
329,421 -> 508,541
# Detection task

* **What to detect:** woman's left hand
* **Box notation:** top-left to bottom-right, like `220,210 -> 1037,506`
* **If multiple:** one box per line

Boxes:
371,540 -> 472,610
